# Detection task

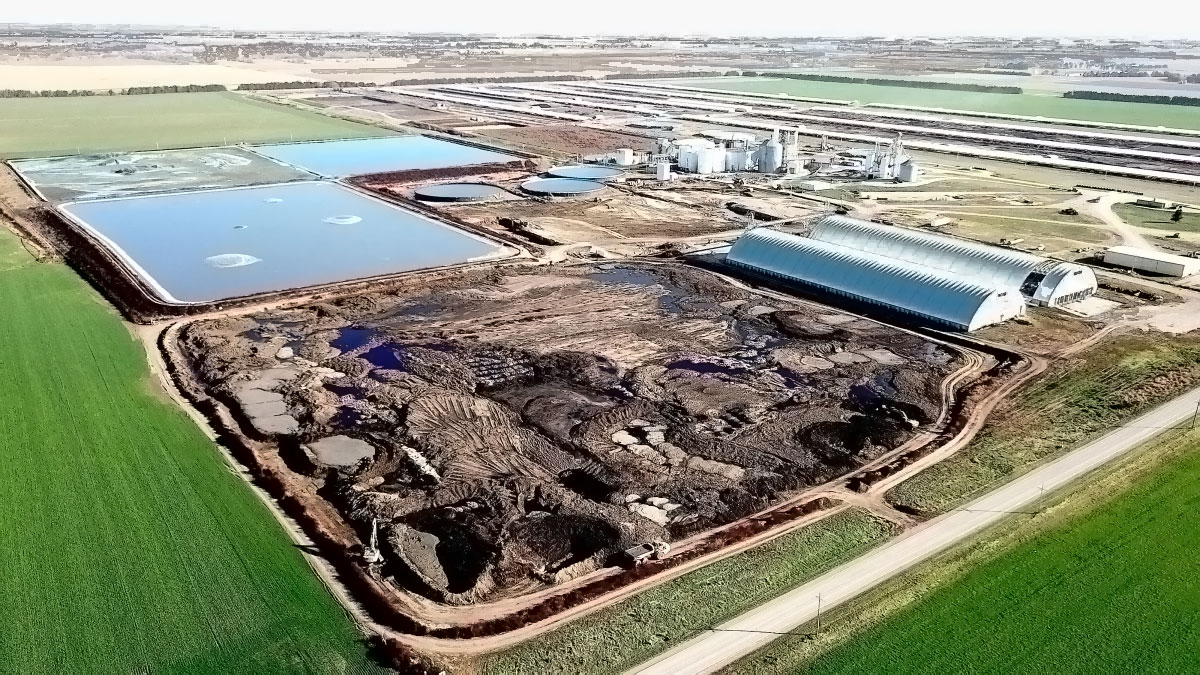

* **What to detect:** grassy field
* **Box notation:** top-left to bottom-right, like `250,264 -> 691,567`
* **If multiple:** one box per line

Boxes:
0,227 -> 382,673
887,333 -> 1200,516
688,77 -> 1200,130
481,509 -> 896,675
0,92 -> 390,158
1114,203 -> 1200,233
929,209 -> 1115,255
727,429 -> 1200,675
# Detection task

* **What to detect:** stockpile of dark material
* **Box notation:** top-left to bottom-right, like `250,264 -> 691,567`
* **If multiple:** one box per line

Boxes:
182,263 -> 958,604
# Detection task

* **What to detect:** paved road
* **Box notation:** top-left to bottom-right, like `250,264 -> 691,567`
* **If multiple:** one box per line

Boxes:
628,386 -> 1200,675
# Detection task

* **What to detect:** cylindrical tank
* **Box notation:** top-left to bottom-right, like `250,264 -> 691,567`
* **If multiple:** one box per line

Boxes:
679,149 -> 699,173
697,147 -> 725,175
758,139 -> 783,173
725,149 -> 752,172
613,148 -> 635,166
656,161 -> 672,181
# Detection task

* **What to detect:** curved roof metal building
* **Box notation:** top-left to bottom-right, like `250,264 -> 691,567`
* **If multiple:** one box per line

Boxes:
727,227 -> 1026,331
810,215 -> 1041,288
808,215 -> 1096,306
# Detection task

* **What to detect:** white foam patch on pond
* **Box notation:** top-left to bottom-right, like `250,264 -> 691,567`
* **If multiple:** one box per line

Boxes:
205,253 -> 261,268
265,198 -> 284,203
324,214 -> 362,225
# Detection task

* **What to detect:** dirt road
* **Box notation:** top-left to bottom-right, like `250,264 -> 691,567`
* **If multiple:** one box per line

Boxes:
627,384 -> 1200,675
1076,191 -> 1155,250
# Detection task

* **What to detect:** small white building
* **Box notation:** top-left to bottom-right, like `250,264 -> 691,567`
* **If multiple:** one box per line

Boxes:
1104,246 -> 1200,277
612,148 -> 635,166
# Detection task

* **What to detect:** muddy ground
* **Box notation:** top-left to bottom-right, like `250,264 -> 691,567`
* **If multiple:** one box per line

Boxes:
180,262 -> 959,605
471,124 -> 656,156
445,186 -> 756,243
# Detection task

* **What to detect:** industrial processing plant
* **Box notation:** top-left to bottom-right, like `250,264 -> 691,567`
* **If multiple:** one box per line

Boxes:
6,33 -> 1200,675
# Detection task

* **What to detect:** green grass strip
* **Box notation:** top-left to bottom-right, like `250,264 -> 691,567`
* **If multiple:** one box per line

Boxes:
482,509 -> 896,675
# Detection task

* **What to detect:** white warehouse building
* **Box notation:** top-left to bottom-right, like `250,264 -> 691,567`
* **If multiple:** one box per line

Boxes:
726,216 -> 1098,332
727,228 -> 1026,331
1103,246 -> 1200,278
808,216 -> 1097,307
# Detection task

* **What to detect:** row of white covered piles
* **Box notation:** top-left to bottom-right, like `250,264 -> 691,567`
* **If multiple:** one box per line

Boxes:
726,215 -> 1098,332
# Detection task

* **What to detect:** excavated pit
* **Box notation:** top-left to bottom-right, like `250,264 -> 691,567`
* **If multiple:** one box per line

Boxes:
180,262 -> 960,604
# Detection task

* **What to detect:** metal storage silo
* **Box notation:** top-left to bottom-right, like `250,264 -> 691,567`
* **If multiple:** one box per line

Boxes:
679,149 -> 699,173
696,147 -> 725,175
758,138 -> 783,173
725,148 -> 753,172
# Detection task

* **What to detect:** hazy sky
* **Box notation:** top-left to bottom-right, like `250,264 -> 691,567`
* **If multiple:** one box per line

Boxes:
9,1 -> 1198,39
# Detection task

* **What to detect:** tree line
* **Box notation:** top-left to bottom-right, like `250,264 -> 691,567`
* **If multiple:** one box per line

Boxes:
124,84 -> 227,95
1,70 -> 734,99
0,84 -> 227,98
237,81 -> 374,90
1063,90 -> 1200,107
0,89 -> 98,98
748,71 -> 1024,94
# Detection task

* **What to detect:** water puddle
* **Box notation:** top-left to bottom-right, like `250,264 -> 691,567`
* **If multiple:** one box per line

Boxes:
668,358 -> 749,376
331,326 -> 378,351
363,344 -> 405,370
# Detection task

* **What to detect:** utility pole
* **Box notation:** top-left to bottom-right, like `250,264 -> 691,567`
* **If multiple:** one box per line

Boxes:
816,593 -> 822,634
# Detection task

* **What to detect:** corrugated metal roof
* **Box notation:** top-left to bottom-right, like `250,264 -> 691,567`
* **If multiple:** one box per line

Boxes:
809,215 -> 1043,290
727,227 -> 1021,330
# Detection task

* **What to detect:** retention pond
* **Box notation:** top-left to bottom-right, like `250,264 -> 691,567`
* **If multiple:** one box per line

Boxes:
248,136 -> 521,177
60,181 -> 508,303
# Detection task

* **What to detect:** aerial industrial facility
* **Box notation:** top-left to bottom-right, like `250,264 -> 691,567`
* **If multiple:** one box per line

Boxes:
6,34 -> 1200,675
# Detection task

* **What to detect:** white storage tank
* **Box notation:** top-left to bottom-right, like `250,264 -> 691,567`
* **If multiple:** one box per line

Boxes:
678,149 -> 699,173
673,137 -> 716,154
695,147 -> 726,175
726,149 -> 753,172
656,161 -> 672,181
898,160 -> 919,182
758,138 -> 784,173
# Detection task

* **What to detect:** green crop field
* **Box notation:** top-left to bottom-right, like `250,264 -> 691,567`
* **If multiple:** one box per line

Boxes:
1114,202 -> 1200,233
0,227 -> 382,673
728,433 -> 1200,674
685,77 -> 1200,130
482,509 -> 896,675
0,92 -> 391,158
886,333 -> 1200,517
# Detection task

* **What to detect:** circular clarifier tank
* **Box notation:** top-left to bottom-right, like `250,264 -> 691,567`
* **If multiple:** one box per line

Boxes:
413,182 -> 507,203
546,165 -> 624,180
520,177 -> 607,197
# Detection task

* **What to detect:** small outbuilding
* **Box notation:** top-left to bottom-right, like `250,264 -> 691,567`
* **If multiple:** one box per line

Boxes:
1104,246 -> 1200,277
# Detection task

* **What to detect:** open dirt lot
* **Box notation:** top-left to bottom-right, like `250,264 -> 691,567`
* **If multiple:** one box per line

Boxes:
471,124 -> 656,156
179,262 -> 959,606
431,184 -> 823,244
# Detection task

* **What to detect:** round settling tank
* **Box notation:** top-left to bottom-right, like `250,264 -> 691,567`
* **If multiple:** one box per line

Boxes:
546,165 -> 624,180
414,183 -> 507,203
521,177 -> 606,197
